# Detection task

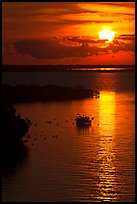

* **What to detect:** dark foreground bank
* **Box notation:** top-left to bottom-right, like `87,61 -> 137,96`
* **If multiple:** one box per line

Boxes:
3,84 -> 100,103
2,101 -> 31,167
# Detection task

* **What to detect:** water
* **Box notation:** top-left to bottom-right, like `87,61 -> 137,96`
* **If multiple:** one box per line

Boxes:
2,71 -> 135,92
2,71 -> 135,202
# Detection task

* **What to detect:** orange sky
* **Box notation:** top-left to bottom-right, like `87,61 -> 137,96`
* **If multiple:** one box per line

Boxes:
2,2 -> 135,65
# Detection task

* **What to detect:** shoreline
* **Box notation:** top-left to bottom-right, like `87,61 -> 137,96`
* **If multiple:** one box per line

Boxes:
2,64 -> 135,72
3,84 -> 100,104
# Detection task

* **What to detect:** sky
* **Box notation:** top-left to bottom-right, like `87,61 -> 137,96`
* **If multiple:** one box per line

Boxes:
2,2 -> 135,65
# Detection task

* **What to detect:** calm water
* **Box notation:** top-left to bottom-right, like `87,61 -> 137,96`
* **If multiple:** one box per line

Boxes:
2,71 -> 135,92
2,71 -> 135,202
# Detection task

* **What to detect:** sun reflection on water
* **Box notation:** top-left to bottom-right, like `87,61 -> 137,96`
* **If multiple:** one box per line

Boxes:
96,91 -> 118,202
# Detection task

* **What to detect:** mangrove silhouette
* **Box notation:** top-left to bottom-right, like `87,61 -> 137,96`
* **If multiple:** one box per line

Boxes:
2,84 -> 99,103
2,100 -> 31,167
2,101 -> 31,145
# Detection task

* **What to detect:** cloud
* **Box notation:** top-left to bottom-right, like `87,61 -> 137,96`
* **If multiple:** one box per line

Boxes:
6,38 -> 102,59
113,12 -> 134,16
66,36 -> 107,44
6,37 -> 134,60
114,34 -> 135,44
118,34 -> 135,40
3,2 -> 135,42
107,39 -> 135,53
2,2 -> 120,41
99,2 -> 135,8
47,19 -> 117,26
12,39 -> 92,59
2,2 -> 105,19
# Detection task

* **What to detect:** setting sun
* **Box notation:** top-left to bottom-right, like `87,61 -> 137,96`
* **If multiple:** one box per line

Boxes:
99,29 -> 115,42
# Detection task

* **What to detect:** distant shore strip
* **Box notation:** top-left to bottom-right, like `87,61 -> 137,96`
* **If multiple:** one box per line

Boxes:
2,64 -> 135,72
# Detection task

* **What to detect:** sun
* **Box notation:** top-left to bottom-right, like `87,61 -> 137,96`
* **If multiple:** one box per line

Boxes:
99,29 -> 115,42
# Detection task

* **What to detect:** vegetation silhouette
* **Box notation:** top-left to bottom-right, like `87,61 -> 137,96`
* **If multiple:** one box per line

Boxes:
75,113 -> 94,126
3,84 -> 98,103
2,100 -> 31,167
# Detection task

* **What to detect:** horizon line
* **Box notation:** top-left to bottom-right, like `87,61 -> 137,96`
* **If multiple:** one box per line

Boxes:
2,64 -> 135,66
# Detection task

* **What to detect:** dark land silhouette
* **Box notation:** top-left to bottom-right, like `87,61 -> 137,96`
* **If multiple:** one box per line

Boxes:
2,101 -> 31,145
2,64 -> 135,72
2,100 -> 31,167
3,84 -> 99,104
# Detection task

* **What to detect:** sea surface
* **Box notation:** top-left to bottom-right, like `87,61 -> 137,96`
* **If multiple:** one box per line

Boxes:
2,70 -> 135,202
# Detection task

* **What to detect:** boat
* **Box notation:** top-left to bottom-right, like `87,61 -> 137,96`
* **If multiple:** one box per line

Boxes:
75,114 -> 94,126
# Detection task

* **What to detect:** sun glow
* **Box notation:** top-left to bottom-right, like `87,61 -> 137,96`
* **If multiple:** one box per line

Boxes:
99,29 -> 115,42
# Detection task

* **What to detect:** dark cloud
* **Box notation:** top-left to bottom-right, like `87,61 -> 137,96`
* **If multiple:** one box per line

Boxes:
99,2 -> 135,8
7,38 -> 101,59
108,39 -> 135,53
66,36 -> 107,44
12,39 -> 93,59
116,34 -> 135,41
2,2 -> 119,41
2,3 -> 125,27
49,19 -> 117,26
7,37 -> 134,60
113,12 -> 134,16
2,2 -> 104,19
120,34 -> 135,37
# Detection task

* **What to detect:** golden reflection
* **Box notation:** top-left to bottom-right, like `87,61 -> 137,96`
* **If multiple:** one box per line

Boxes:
97,91 -> 118,202
99,91 -> 115,135
76,126 -> 90,136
